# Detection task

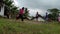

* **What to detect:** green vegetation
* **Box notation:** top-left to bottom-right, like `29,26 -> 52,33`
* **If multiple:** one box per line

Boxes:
47,8 -> 60,20
0,18 -> 60,34
3,0 -> 18,18
24,8 -> 29,17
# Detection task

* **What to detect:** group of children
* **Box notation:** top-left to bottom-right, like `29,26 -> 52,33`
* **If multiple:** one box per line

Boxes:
16,7 -> 60,22
35,12 -> 48,21
35,12 -> 60,22
16,7 -> 50,22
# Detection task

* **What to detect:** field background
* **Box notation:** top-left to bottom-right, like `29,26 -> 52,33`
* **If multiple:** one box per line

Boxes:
0,18 -> 60,34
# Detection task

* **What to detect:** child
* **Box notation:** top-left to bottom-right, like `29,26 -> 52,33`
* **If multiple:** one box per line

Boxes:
19,7 -> 24,21
45,12 -> 48,21
58,16 -> 60,23
36,12 -> 39,21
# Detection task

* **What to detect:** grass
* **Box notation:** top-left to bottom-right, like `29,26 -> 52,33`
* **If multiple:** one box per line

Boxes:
0,18 -> 60,34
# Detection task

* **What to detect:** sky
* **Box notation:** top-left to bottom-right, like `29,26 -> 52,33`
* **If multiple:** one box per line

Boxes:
13,0 -> 60,16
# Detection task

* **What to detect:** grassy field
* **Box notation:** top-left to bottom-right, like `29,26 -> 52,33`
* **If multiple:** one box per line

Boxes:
0,18 -> 60,34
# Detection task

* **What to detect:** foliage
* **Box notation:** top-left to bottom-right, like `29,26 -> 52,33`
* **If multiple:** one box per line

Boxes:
3,0 -> 18,18
24,8 -> 29,18
47,8 -> 60,20
48,14 -> 53,20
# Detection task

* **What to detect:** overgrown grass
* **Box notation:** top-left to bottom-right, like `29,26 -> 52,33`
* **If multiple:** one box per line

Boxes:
0,18 -> 60,34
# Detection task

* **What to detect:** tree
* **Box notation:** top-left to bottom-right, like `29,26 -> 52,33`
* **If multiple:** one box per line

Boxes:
3,0 -> 18,18
48,14 -> 53,19
24,8 -> 29,18
47,8 -> 60,20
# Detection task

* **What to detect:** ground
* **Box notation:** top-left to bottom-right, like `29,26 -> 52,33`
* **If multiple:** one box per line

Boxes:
0,18 -> 60,34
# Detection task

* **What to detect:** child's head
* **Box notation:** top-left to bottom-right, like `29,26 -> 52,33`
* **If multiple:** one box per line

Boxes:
22,7 -> 24,10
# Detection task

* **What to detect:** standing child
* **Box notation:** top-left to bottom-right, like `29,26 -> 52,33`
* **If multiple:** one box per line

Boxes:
19,7 -> 24,21
58,16 -> 60,23
36,12 -> 39,21
45,12 -> 48,21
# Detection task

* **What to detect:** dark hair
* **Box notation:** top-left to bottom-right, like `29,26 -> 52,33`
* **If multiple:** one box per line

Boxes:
22,7 -> 24,10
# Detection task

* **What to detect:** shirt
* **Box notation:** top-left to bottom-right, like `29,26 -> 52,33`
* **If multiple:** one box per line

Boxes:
58,17 -> 60,22
19,9 -> 24,15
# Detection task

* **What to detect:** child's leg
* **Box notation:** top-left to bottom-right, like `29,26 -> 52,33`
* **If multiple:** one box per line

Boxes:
21,15 -> 24,21
36,16 -> 38,22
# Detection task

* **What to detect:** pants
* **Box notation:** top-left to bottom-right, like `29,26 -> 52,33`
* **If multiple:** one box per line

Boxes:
36,16 -> 38,21
16,14 -> 24,21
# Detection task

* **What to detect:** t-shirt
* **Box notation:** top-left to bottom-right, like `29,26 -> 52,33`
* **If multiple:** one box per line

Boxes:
58,17 -> 60,22
19,9 -> 24,15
